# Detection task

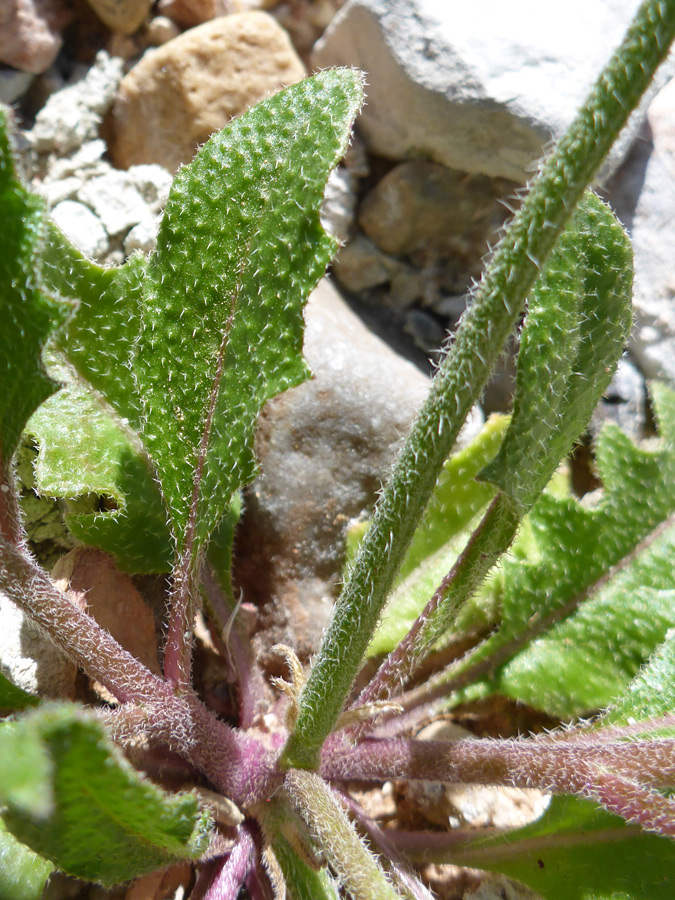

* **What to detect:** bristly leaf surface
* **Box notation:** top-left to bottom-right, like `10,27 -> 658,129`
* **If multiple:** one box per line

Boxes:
0,109 -> 71,462
448,384 -> 675,716
449,796 -> 675,900
0,704 -> 212,885
27,362 -> 172,573
133,70 -> 364,554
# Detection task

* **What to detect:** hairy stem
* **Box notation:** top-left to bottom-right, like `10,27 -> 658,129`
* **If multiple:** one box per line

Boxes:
285,769 -> 403,900
281,0 -> 675,770
355,493 -> 520,709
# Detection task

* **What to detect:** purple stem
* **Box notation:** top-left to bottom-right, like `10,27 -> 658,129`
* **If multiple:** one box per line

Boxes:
321,736 -> 675,802
0,536 -> 170,704
201,825 -> 257,900
0,537 -> 279,806
588,772 -> 675,836
202,564 -> 267,728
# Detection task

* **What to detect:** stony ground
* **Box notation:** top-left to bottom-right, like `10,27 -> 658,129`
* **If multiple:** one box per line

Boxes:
3,1 -> 675,898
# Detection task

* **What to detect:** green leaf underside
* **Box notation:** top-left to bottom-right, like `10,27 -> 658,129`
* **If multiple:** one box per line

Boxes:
27,362 -> 173,573
0,822 -> 53,900
481,191 -> 633,510
0,108 -> 71,462
368,414 -> 509,657
451,796 -> 675,900
0,704 -> 212,885
452,383 -> 675,717
135,70 -> 363,552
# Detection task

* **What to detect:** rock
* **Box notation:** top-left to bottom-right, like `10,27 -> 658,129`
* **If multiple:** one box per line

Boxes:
0,593 -> 76,699
0,0 -> 70,75
49,200 -> 109,259
41,138 -> 108,182
612,78 -> 675,385
358,160 -> 515,270
0,67 -> 34,104
109,12 -> 306,171
27,51 -> 124,155
403,308 -> 446,353
157,0 -> 226,27
313,0 -> 670,182
77,169 -> 155,237
589,355 -> 647,441
333,233 -> 401,293
85,0 -> 152,34
321,166 -> 358,244
144,14 -> 181,45
233,278 -> 483,659
124,216 -> 161,256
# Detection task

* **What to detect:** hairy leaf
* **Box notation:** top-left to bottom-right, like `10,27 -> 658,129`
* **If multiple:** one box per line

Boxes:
134,70 -> 363,554
0,108 -> 71,462
41,222 -> 147,429
603,626 -> 675,730
0,704 -> 212,885
27,362 -> 172,573
450,796 -> 675,900
367,415 -> 508,657
448,383 -> 675,716
0,822 -> 53,900
481,191 -> 633,510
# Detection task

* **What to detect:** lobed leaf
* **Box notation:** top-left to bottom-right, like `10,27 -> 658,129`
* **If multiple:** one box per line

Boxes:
481,190 -> 633,510
27,362 -> 172,573
0,107 -> 71,462
447,383 -> 675,717
0,704 -> 212,885
133,69 -> 364,555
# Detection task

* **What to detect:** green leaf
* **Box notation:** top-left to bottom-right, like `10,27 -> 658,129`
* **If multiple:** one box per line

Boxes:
491,517 -> 675,717
0,671 -> 39,711
27,361 -> 173,573
449,383 -> 675,717
0,822 -> 53,900
0,107 -> 71,461
133,69 -> 363,554
603,626 -> 675,730
367,414 -> 509,657
481,191 -> 633,510
450,796 -> 675,900
42,221 -> 147,430
0,704 -> 212,885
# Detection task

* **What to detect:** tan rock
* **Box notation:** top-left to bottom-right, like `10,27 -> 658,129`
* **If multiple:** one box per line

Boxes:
85,0 -> 152,34
109,12 -> 306,172
158,0 -> 280,27
0,0 -> 71,74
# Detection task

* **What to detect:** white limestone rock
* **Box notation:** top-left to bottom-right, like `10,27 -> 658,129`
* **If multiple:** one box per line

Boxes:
313,0 -> 671,182
27,51 -> 123,155
49,200 -> 109,259
0,593 -> 76,700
